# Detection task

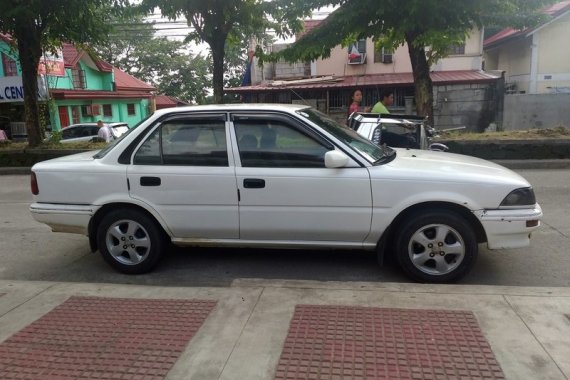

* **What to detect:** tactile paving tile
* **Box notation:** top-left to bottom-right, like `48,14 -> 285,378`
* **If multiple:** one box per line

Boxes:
0,296 -> 216,379
275,305 -> 504,380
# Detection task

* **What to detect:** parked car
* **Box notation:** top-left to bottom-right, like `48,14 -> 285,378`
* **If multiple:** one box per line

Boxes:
30,104 -> 542,282
348,112 -> 449,151
48,122 -> 129,143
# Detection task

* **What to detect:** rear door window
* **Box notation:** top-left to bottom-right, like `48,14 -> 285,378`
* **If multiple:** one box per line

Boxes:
134,117 -> 228,166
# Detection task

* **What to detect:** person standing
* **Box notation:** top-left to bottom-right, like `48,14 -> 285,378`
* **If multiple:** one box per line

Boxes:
371,89 -> 394,114
97,120 -> 113,142
348,89 -> 371,115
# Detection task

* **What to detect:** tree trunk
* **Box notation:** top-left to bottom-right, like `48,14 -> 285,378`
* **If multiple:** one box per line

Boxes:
210,38 -> 226,104
15,25 -> 43,147
405,32 -> 434,126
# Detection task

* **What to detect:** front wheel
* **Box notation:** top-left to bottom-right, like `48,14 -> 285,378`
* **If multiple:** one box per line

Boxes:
97,209 -> 165,274
395,210 -> 478,283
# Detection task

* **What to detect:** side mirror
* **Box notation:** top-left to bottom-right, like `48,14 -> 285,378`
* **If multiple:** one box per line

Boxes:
324,150 -> 349,168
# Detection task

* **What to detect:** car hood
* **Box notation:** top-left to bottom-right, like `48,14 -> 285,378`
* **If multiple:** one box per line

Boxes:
376,148 -> 530,187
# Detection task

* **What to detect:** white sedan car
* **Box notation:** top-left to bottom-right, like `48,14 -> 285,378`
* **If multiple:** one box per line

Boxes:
30,104 -> 542,282
49,122 -> 129,143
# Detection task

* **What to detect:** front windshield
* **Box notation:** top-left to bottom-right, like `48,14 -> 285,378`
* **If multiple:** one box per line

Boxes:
93,115 -> 152,159
296,108 -> 393,164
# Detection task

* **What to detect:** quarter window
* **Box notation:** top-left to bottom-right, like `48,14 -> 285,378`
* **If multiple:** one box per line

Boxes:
234,119 -> 329,168
134,119 -> 228,166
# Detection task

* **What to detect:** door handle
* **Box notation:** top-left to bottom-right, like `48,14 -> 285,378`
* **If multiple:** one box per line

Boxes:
140,176 -> 161,186
243,178 -> 265,188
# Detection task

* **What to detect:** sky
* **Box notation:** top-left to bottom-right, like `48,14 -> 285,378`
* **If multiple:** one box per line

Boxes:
144,6 -> 335,45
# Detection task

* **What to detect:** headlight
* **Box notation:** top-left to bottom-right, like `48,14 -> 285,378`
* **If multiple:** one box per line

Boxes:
500,187 -> 536,207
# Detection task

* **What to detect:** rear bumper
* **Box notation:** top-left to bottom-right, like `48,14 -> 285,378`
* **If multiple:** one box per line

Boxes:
475,204 -> 543,249
30,203 -> 97,235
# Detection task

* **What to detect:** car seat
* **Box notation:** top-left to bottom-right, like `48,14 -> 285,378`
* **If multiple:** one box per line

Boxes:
239,134 -> 258,149
260,128 -> 276,149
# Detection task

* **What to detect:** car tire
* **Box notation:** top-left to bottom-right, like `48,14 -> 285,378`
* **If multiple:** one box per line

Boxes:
97,209 -> 165,274
395,210 -> 478,283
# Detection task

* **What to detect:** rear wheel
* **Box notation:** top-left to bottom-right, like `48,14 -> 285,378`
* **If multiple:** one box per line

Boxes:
97,209 -> 165,274
395,210 -> 477,283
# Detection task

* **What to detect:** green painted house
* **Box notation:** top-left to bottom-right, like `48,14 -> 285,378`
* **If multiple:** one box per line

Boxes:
1,37 -> 154,137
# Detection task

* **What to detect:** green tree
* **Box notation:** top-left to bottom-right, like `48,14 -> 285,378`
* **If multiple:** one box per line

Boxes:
94,16 -> 212,103
273,0 -> 553,123
0,0 -> 128,147
140,0 -> 309,104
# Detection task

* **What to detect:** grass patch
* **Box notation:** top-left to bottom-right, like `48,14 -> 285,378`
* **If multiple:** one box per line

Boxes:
437,125 -> 570,141
0,141 -> 106,151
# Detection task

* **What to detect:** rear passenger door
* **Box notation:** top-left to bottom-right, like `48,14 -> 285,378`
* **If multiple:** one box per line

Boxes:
127,114 -> 239,239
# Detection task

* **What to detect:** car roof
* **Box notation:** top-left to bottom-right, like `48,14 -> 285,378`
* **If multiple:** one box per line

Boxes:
152,103 -> 311,117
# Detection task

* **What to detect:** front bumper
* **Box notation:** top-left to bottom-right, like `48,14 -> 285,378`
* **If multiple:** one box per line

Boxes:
30,203 -> 98,235
474,204 -> 543,249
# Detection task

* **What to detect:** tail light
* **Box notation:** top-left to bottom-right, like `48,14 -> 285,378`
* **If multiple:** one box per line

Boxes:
31,172 -> 39,195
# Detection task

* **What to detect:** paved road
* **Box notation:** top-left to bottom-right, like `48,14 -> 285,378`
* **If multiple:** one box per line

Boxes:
0,169 -> 568,287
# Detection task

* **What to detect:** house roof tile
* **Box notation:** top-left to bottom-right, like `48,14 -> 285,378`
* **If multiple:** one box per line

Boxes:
113,67 -> 155,91
297,19 -> 324,39
61,43 -> 112,72
225,70 -> 500,93
50,89 -> 153,100
484,1 -> 570,47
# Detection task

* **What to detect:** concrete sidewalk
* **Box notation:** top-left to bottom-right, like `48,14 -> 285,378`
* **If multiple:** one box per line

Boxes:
0,279 -> 568,379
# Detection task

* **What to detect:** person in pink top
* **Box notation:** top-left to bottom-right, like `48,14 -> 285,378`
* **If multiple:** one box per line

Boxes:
348,89 -> 370,116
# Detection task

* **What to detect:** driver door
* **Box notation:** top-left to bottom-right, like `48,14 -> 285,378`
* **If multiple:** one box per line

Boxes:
231,113 -> 372,243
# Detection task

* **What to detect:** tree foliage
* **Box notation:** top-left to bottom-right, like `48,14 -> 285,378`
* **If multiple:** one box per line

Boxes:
94,15 -> 212,103
271,0 -> 554,123
140,0 -> 310,104
0,0 -> 128,147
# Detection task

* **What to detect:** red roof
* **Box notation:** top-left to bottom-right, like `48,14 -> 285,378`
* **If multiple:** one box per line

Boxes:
50,89 -> 153,100
297,20 -> 324,39
225,70 -> 500,93
61,43 -> 112,72
484,1 -> 570,47
113,68 -> 155,91
154,95 -> 188,108
0,33 -> 11,44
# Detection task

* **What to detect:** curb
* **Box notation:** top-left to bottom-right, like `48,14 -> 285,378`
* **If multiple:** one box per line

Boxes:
0,167 -> 31,175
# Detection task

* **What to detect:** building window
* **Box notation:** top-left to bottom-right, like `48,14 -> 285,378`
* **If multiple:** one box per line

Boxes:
374,46 -> 393,64
2,53 -> 18,76
103,104 -> 112,117
71,67 -> 86,89
127,103 -> 136,116
71,106 -> 80,124
448,44 -> 465,55
348,39 -> 367,64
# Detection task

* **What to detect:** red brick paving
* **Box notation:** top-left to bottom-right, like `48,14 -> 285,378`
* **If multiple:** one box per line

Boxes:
275,305 -> 505,380
0,296 -> 216,379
